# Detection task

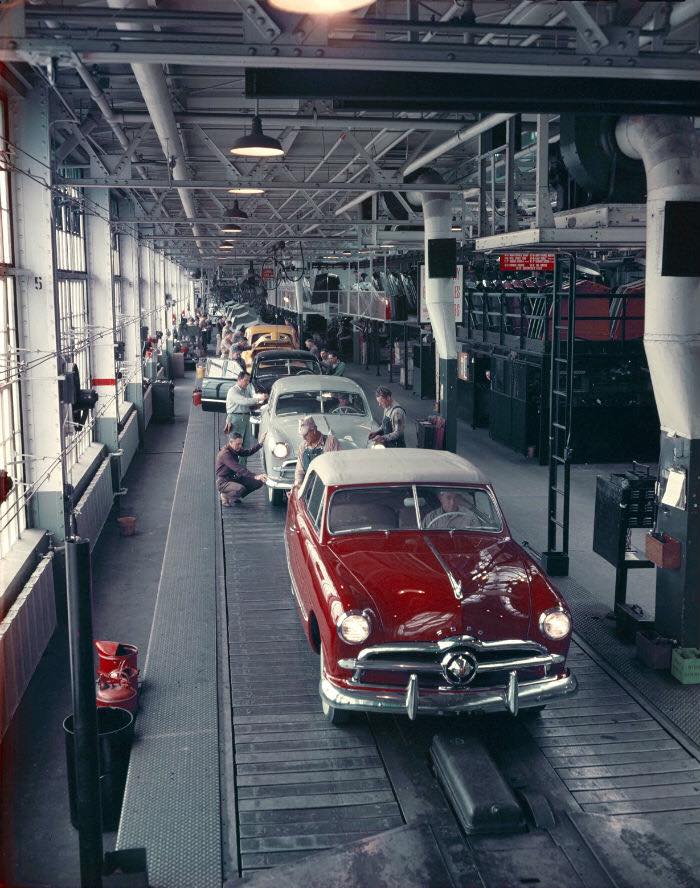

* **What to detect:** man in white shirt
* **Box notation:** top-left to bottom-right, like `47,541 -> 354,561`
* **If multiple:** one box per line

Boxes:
224,371 -> 267,465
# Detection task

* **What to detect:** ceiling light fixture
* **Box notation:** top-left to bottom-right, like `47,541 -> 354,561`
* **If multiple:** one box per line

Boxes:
451,217 -> 462,232
230,106 -> 284,158
220,223 -> 242,234
219,241 -> 235,250
269,0 -> 372,13
228,187 -> 265,195
229,200 -> 248,219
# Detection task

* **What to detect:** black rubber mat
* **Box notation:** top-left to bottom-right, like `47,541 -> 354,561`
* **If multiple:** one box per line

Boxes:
221,448 -> 404,875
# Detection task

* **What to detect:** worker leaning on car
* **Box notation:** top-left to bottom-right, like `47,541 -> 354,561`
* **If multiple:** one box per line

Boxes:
294,416 -> 341,487
224,371 -> 267,466
369,385 -> 406,448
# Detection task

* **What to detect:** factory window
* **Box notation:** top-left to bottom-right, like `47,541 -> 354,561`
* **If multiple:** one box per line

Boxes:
55,173 -> 92,468
111,226 -> 127,408
0,98 -> 26,557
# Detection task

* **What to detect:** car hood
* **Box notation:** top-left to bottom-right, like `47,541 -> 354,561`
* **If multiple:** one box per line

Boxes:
268,413 -> 377,449
328,533 -> 532,641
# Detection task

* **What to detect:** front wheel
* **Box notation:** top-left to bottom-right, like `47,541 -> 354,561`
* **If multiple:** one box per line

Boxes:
268,485 -> 285,507
320,644 -> 351,725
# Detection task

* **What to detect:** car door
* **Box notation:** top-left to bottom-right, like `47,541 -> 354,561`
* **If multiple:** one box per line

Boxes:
289,472 -> 325,621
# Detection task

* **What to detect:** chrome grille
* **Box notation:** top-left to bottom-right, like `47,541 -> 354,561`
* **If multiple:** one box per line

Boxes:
339,636 -> 564,690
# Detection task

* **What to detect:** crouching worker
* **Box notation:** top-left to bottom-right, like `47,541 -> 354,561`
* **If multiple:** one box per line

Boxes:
216,432 -> 267,506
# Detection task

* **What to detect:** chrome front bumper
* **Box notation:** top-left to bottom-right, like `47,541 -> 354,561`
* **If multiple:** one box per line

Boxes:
321,669 -> 577,719
265,458 -> 297,490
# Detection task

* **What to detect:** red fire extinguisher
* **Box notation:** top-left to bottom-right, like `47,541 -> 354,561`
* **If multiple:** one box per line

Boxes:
192,389 -> 202,407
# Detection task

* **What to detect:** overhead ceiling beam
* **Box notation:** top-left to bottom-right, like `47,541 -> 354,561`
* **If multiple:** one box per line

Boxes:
120,112 -> 469,132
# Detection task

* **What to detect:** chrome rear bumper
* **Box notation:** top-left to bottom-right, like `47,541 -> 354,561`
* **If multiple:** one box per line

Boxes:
320,670 -> 577,719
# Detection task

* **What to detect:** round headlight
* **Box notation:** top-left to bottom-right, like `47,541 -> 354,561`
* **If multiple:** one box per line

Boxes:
272,441 -> 289,458
337,612 -> 371,644
539,608 -> 571,641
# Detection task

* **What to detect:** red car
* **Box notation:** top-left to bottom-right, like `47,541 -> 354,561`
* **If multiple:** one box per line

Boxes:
285,449 -> 577,724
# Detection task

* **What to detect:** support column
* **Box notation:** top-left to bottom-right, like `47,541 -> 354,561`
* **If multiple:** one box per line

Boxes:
11,85 -> 67,541
119,203 -> 145,432
85,187 -> 119,452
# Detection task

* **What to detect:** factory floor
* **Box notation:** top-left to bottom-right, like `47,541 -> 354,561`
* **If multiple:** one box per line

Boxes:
4,363 -> 700,888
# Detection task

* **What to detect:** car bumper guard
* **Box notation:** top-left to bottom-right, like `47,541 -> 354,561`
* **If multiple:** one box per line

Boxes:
320,669 -> 578,720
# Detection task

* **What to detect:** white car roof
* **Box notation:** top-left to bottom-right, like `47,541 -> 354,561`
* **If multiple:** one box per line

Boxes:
271,374 -> 365,395
311,448 -> 489,487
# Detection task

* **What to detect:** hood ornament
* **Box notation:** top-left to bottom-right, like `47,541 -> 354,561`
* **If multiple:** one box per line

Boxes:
424,537 -> 464,601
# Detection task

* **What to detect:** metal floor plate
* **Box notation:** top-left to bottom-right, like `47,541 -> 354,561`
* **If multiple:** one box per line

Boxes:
525,643 -> 700,817
221,446 -> 404,876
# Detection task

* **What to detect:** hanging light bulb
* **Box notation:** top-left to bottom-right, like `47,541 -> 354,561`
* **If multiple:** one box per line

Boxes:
269,0 -> 372,13
230,113 -> 284,158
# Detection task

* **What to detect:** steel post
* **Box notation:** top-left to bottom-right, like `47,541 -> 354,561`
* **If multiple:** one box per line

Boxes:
10,85 -> 68,540
65,537 -> 103,887
85,186 -> 119,451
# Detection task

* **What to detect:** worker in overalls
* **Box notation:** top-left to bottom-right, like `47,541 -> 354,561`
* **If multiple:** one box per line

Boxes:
369,385 -> 406,448
294,416 -> 340,487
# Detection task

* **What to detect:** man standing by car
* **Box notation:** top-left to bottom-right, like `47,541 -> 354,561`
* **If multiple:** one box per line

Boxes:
305,338 -> 320,359
224,371 -> 267,465
294,417 -> 341,487
325,352 -> 346,376
369,385 -> 406,448
216,432 -> 267,506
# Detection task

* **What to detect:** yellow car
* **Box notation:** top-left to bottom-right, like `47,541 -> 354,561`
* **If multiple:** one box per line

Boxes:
241,323 -> 299,370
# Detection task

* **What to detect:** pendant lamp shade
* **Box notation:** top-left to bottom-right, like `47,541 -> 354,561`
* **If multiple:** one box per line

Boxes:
229,200 -> 248,219
269,0 -> 372,12
230,115 -> 284,157
220,222 -> 242,234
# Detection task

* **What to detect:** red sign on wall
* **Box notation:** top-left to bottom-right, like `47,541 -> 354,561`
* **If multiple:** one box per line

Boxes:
499,253 -> 555,272
261,267 -> 274,281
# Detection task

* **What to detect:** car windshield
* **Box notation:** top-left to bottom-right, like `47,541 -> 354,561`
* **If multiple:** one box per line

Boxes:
326,485 -> 502,535
255,358 -> 318,379
275,390 -> 367,417
205,358 -> 239,379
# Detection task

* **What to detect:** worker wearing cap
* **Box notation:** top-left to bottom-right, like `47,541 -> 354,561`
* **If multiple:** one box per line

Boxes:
294,416 -> 340,487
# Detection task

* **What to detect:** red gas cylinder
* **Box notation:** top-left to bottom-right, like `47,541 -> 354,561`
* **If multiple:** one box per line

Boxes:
95,640 -> 138,674
96,668 -> 139,714
192,390 -> 202,407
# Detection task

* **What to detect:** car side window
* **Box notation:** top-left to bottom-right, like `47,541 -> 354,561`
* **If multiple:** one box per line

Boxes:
304,473 -> 326,531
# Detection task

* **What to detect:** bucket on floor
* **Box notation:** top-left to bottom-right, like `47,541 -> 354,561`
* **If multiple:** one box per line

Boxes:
95,640 -> 139,674
117,516 -> 137,536
63,706 -> 134,831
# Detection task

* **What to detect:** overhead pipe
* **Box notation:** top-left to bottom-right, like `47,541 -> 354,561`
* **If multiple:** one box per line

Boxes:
106,0 -> 205,253
119,112 -> 470,133
615,114 -> 700,646
403,113 -> 514,178
615,115 -> 700,439
407,169 -> 458,451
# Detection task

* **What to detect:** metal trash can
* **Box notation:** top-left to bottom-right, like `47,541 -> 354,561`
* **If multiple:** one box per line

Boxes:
63,706 -> 134,831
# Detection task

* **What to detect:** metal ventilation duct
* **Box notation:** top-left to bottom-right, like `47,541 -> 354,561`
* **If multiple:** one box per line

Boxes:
106,0 -> 205,253
615,115 -> 700,439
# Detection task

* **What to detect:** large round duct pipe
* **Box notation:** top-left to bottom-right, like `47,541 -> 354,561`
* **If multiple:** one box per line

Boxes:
106,0 -> 205,254
407,169 -> 458,451
615,115 -> 700,439
615,114 -> 700,647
